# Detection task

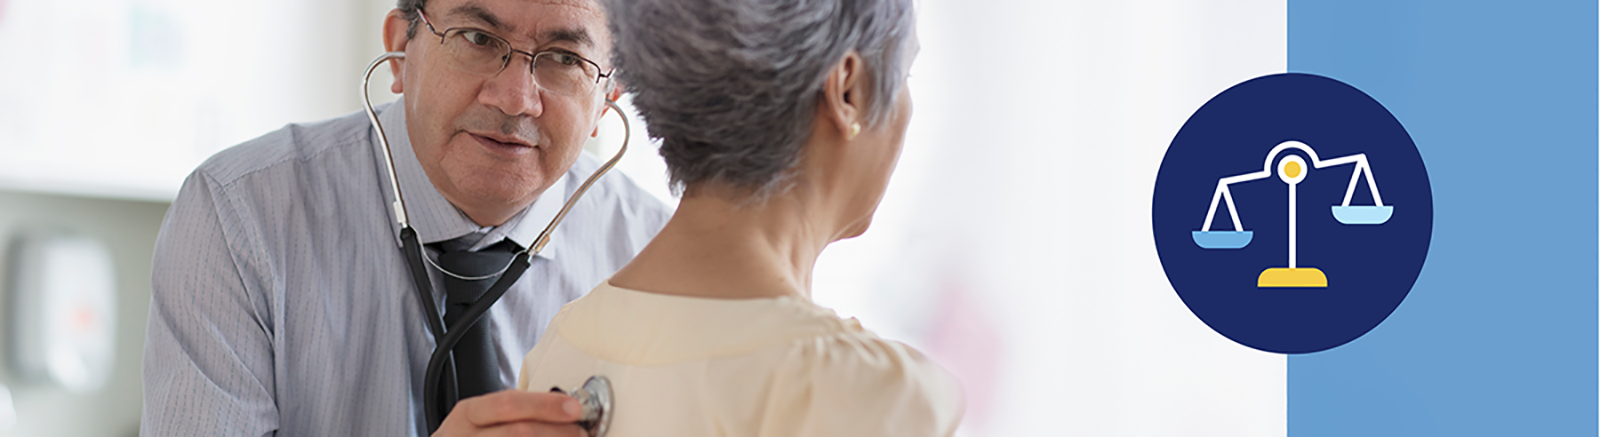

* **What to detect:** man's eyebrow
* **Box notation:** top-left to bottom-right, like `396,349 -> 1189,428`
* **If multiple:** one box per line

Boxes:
446,4 -> 508,32
541,28 -> 594,49
443,4 -> 593,49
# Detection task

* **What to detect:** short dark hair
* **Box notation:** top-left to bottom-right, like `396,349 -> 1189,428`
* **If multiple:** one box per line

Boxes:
396,0 -> 425,39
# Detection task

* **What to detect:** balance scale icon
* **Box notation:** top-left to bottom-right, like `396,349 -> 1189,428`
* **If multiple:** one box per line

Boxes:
1191,140 -> 1393,288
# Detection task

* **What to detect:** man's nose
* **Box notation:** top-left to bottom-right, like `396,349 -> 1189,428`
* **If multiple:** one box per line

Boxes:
479,57 -> 544,118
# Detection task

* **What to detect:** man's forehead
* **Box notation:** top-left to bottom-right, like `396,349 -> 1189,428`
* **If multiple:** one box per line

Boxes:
435,0 -> 608,46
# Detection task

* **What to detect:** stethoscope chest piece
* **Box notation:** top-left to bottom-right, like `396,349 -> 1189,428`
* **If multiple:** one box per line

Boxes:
553,376 -> 613,437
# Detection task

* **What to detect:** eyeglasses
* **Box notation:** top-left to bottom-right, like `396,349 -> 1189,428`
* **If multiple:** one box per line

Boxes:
416,9 -> 612,97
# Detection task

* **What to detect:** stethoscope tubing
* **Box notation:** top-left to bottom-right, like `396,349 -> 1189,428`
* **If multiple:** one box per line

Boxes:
361,51 -> 631,434
419,242 -> 530,430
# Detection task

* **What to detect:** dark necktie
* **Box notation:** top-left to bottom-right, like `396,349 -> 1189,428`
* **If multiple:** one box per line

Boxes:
430,237 -> 521,409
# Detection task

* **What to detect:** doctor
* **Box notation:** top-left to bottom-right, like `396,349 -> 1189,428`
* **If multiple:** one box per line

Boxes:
140,0 -> 669,435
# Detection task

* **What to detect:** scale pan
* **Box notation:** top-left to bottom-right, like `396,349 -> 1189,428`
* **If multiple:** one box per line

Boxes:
1332,205 -> 1393,224
1193,231 -> 1252,249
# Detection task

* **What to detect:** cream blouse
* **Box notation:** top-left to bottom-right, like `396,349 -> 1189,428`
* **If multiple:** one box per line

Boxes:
517,281 -> 964,436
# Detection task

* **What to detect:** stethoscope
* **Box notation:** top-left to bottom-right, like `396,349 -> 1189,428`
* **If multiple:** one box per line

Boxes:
362,51 -> 615,437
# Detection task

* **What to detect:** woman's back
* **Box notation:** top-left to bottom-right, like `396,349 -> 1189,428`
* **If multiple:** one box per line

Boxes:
518,282 -> 964,436
529,0 -> 949,432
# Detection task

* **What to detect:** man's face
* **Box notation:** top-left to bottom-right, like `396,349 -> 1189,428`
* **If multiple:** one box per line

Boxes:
389,0 -> 613,225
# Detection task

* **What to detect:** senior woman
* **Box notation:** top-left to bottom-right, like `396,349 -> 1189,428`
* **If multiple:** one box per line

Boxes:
516,0 -> 961,434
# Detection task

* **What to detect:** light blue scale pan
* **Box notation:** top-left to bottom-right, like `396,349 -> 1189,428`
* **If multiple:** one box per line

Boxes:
1332,205 -> 1393,224
1191,206 -> 1389,249
1193,231 -> 1252,249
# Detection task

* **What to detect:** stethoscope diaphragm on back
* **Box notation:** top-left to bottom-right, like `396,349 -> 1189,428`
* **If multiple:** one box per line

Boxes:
550,376 -> 614,437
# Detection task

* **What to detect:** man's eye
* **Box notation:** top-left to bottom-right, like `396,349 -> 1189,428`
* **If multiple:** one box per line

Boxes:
553,53 -> 580,66
460,31 -> 494,47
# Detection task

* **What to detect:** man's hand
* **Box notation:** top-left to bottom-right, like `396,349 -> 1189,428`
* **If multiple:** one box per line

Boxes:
433,390 -> 588,436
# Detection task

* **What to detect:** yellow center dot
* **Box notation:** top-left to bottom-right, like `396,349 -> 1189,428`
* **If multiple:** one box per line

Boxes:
1285,161 -> 1302,179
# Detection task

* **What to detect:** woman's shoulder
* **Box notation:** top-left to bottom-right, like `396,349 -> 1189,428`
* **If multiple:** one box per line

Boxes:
784,319 -> 942,372
785,325 -> 967,399
547,281 -> 863,365
750,324 -> 966,437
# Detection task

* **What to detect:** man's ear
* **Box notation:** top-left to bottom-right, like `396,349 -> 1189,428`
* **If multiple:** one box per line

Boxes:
821,51 -> 865,141
606,79 -> 624,103
593,80 -> 625,137
382,10 -> 412,94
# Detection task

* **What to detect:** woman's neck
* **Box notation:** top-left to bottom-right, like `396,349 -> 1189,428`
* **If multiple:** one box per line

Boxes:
609,188 -> 835,300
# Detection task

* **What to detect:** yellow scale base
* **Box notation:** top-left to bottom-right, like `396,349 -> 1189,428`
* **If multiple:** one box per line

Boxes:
1258,267 -> 1328,288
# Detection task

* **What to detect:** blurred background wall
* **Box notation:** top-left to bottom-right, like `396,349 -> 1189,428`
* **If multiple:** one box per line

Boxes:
0,1 -> 390,435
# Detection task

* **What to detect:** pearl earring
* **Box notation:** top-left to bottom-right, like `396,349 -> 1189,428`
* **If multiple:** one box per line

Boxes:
849,122 -> 861,139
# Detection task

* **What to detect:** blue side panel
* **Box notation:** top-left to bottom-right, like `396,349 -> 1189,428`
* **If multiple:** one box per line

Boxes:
1287,1 -> 1598,436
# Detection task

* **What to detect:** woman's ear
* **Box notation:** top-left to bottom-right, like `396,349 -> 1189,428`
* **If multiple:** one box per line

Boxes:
382,10 -> 412,94
821,51 -> 865,141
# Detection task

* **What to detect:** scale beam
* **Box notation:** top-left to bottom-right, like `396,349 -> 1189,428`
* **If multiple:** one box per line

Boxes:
1190,141 -> 1395,289
1193,141 -> 1394,247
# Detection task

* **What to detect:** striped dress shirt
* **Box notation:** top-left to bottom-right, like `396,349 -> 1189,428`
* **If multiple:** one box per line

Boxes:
141,99 -> 671,436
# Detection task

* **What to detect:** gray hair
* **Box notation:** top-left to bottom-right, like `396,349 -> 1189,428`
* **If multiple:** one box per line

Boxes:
396,0 -> 425,39
604,0 -> 917,199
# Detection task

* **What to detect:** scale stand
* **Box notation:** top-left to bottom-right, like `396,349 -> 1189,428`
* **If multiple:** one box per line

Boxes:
1190,141 -> 1393,288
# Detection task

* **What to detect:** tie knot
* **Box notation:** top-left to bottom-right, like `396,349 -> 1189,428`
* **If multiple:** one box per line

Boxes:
430,235 -> 523,254
478,238 -> 524,254
429,237 -> 523,280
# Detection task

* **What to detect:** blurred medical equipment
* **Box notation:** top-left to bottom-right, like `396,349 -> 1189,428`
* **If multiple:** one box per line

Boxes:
362,52 -> 620,436
5,231 -> 116,393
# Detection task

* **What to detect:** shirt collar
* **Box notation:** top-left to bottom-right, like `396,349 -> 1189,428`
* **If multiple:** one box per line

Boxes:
372,99 -> 566,259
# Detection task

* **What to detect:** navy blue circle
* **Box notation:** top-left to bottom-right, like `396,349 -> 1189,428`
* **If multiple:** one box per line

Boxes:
1153,73 -> 1432,354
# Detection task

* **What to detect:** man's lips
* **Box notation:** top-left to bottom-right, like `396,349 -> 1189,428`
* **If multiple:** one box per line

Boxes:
468,132 -> 537,155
